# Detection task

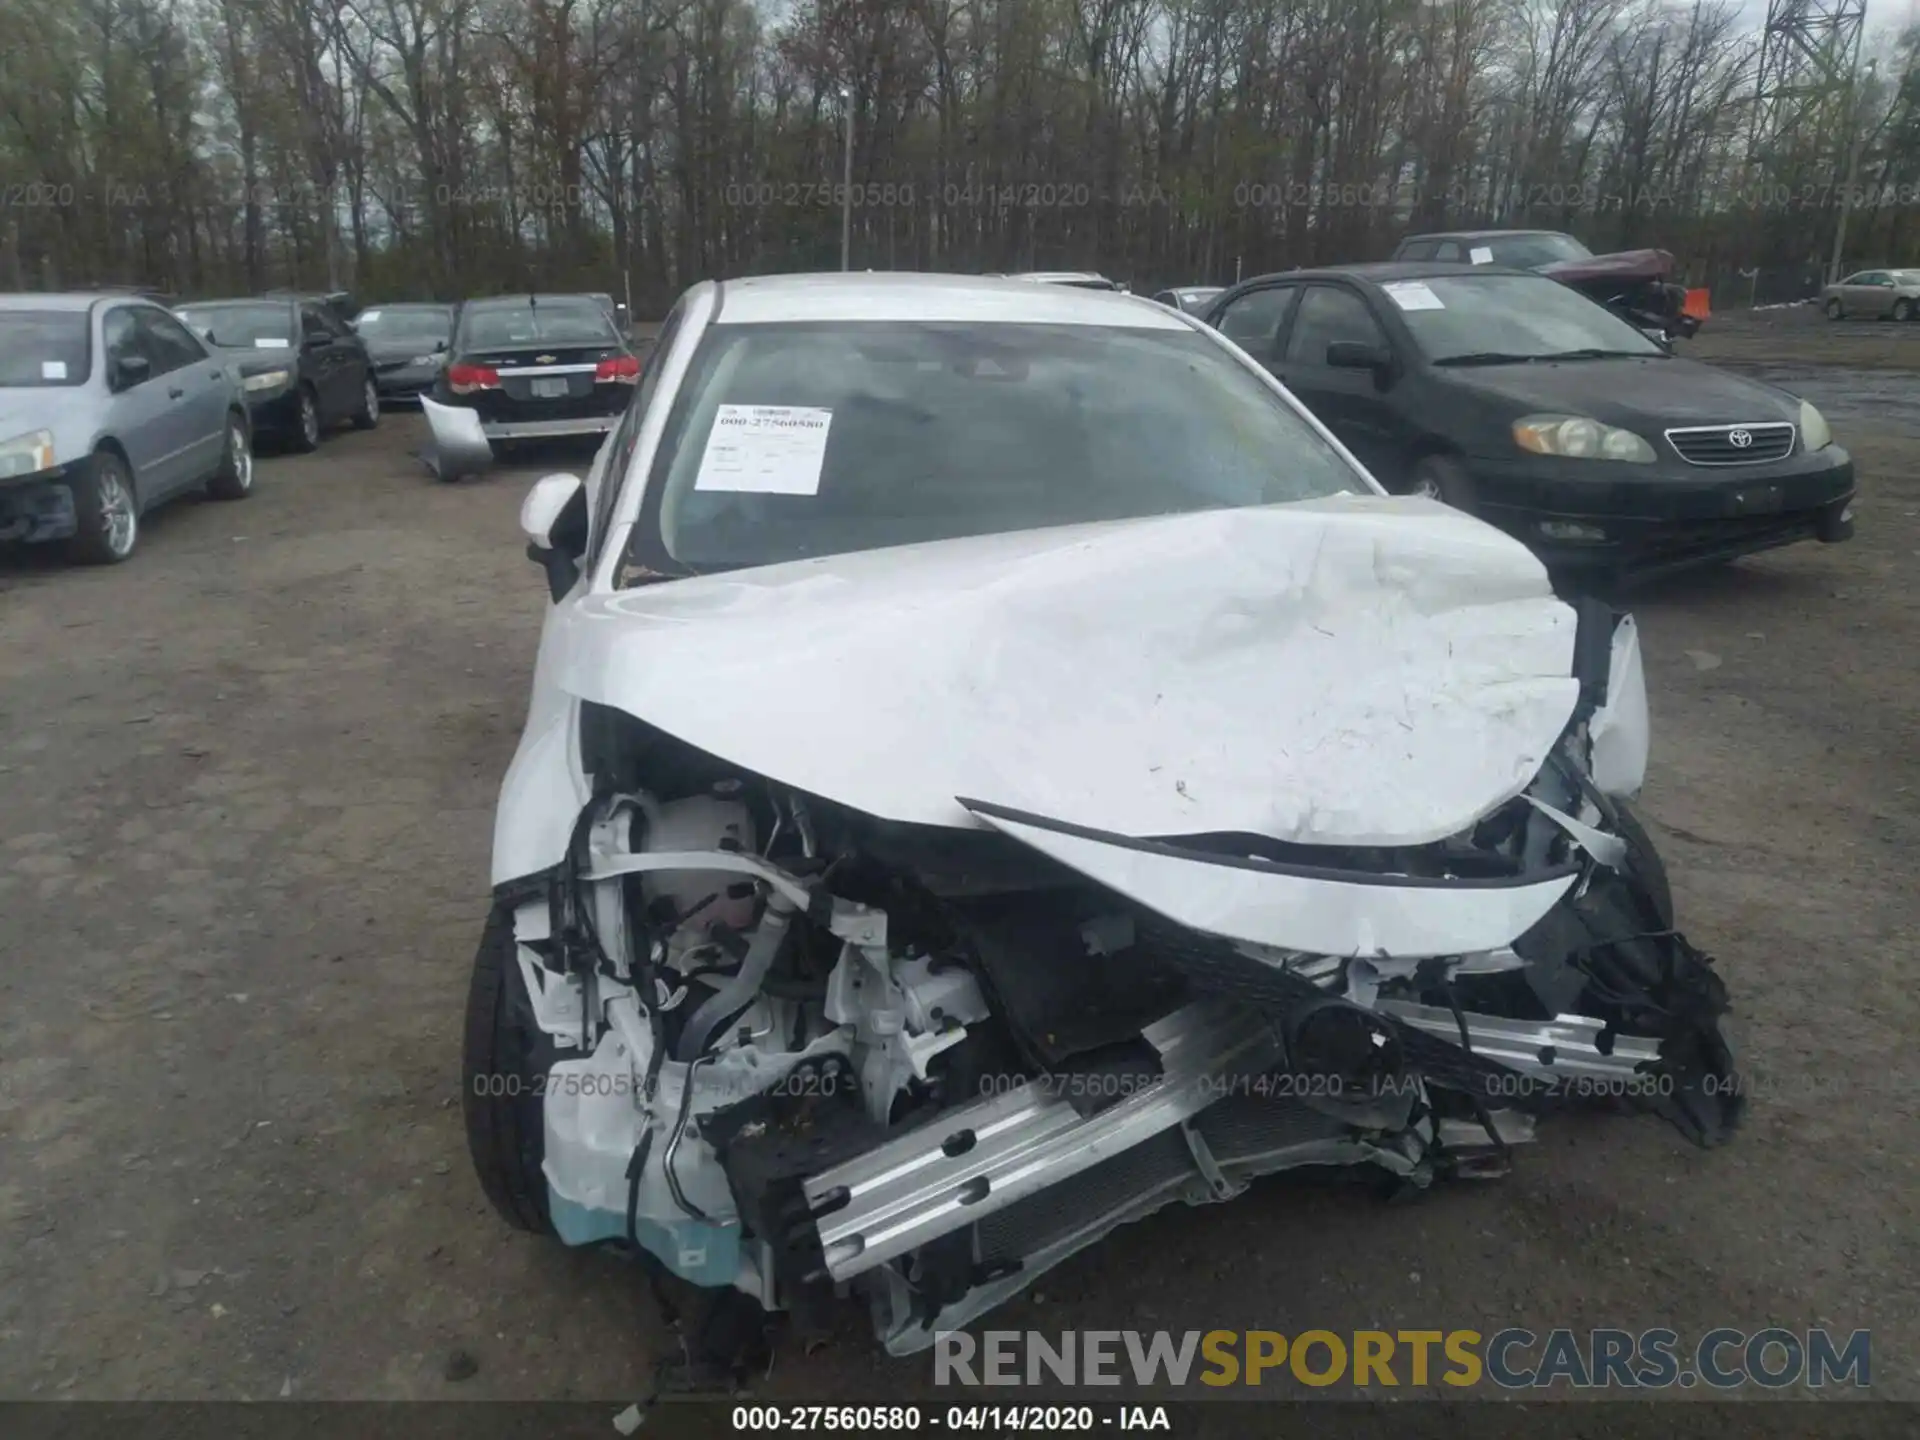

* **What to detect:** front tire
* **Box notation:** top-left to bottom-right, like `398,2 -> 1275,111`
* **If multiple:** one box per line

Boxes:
1826,298 -> 1844,321
1896,299 -> 1915,322
290,385 -> 322,452
351,375 -> 380,430
1406,454 -> 1477,511
206,412 -> 254,501
65,450 -> 139,565
462,907 -> 554,1234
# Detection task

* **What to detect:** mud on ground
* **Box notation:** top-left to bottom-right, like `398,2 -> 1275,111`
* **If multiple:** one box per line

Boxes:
0,322 -> 1916,1404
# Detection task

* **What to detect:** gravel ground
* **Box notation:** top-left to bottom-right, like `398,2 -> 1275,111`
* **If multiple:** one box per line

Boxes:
1,317 -> 1915,1409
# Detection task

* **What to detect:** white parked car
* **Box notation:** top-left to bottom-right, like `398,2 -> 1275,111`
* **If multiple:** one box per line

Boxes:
443,273 -> 1740,1369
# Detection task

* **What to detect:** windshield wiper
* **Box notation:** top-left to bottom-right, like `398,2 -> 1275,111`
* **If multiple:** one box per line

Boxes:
1534,348 -> 1662,361
1432,347 -> 1657,367
1430,351 -> 1543,367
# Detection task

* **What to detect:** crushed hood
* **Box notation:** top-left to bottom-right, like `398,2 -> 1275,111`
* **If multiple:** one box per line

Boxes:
556,497 -> 1581,848
1538,248 -> 1677,286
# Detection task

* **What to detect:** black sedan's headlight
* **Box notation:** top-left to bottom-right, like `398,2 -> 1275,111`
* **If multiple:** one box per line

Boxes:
241,368 -> 293,395
1512,414 -> 1656,464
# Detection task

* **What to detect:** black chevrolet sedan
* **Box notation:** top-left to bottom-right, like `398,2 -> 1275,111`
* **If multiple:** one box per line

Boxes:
422,294 -> 637,471
175,295 -> 377,450
1203,263 -> 1854,580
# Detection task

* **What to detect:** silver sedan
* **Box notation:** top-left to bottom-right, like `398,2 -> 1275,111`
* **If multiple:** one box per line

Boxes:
1822,269 -> 1920,321
0,293 -> 253,564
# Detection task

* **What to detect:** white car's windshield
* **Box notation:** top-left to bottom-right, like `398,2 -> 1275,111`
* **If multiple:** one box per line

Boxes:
629,321 -> 1367,576
1394,275 -> 1665,363
0,311 -> 90,387
175,303 -> 294,348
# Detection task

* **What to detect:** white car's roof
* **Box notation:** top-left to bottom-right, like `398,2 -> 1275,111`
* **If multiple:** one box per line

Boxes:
711,271 -> 1182,328
0,292 -> 124,312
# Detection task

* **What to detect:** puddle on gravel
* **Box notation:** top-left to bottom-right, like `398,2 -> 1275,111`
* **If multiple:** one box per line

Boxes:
1708,362 -> 1920,437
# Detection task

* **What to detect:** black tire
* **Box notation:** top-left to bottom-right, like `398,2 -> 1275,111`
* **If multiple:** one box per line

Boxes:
65,449 -> 139,565
1897,299 -> 1915,323
290,385 -> 322,452
1406,454 -> 1477,511
1825,298 -> 1844,321
206,411 -> 254,501
1609,797 -> 1675,930
350,373 -> 380,430
462,907 -> 555,1234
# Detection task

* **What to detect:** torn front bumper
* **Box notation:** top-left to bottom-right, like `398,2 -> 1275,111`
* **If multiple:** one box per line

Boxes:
422,395 -> 620,479
421,396 -> 497,481
0,469 -> 80,544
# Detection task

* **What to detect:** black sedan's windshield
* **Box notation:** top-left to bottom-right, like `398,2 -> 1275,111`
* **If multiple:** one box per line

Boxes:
632,321 -> 1367,576
459,301 -> 618,350
355,306 -> 451,344
175,303 -> 295,348
1388,275 -> 1664,364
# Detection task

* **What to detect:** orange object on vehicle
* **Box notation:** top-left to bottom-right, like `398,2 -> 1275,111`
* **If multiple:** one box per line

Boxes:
1683,288 -> 1711,320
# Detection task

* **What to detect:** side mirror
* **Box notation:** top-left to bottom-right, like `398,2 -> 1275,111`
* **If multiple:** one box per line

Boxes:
434,339 -> 449,352
1326,340 -> 1393,375
112,353 -> 152,390
521,472 -> 589,603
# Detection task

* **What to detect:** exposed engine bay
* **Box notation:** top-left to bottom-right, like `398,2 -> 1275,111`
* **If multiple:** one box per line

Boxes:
470,591 -> 1742,1359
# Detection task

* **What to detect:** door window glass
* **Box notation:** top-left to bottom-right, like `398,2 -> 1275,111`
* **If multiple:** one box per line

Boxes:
1214,287 -> 1296,357
103,308 -> 153,386
136,309 -> 208,373
1285,286 -> 1388,367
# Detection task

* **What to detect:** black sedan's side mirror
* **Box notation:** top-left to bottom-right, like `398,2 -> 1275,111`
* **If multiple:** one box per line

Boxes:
1326,340 -> 1393,373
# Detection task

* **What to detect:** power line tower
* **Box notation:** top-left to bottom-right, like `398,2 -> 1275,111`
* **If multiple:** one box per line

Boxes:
1748,0 -> 1869,178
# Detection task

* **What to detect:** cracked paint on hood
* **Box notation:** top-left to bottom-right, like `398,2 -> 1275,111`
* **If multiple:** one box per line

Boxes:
553,494 -> 1580,847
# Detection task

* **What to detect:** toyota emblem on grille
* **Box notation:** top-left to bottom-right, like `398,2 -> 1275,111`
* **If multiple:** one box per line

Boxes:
1728,427 -> 1753,448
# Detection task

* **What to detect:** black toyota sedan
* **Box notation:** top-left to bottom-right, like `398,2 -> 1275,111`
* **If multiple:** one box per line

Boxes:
1203,263 -> 1854,581
352,302 -> 455,404
174,295 -> 377,450
423,294 -> 637,465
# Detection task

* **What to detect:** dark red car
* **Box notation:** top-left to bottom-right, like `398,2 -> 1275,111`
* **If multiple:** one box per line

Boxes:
1390,230 -> 1700,341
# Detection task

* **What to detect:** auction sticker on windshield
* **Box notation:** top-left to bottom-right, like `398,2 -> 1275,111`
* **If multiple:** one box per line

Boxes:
41,361 -> 66,380
694,404 -> 833,495
1382,281 -> 1445,311
1469,246 -> 1493,264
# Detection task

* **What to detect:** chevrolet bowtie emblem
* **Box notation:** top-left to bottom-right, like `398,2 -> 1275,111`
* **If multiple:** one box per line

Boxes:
534,354 -> 557,364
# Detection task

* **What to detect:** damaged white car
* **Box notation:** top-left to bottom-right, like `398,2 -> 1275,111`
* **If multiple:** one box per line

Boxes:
450,273 -> 1741,1371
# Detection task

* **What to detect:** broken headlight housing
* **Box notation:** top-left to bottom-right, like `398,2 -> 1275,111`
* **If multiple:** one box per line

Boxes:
0,428 -> 58,479
1513,414 -> 1655,464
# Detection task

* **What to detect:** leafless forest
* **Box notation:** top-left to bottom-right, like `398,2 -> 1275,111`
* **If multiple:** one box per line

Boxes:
5,0 -> 1920,311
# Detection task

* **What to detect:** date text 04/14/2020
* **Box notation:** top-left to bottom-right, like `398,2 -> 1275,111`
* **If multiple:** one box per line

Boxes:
729,1404 -> 1174,1432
